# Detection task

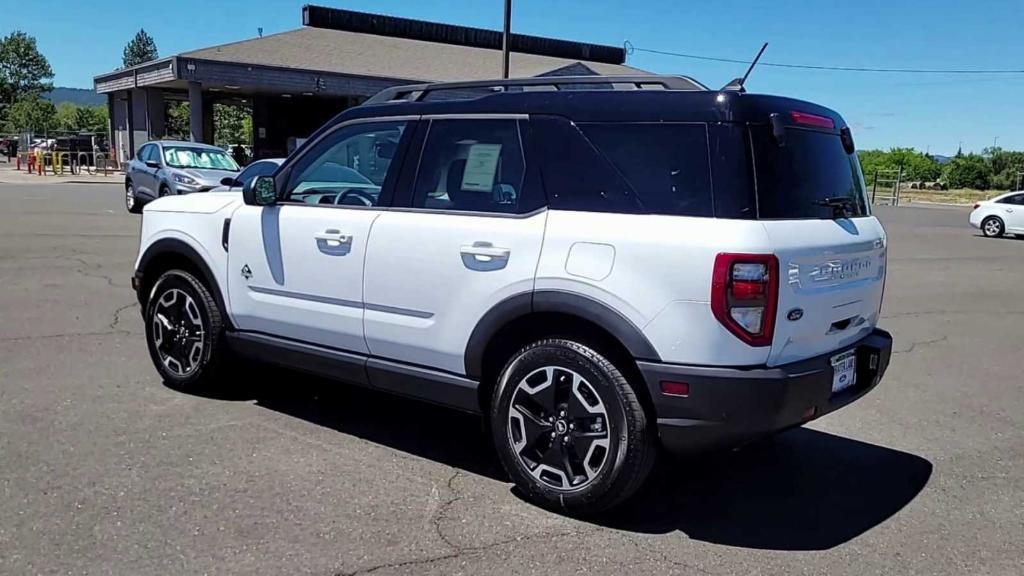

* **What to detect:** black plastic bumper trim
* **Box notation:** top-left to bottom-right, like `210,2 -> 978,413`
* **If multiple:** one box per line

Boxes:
639,328 -> 893,453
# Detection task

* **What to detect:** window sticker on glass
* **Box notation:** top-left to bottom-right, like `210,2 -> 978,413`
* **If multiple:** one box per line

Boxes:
460,143 -> 502,192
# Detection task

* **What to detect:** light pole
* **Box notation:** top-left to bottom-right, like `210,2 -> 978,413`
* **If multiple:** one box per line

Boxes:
501,0 -> 512,79
993,136 -> 1000,149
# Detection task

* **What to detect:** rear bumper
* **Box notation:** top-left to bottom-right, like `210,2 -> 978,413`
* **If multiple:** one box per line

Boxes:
639,328 -> 892,454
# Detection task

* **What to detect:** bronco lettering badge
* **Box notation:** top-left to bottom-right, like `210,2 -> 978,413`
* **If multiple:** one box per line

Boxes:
787,308 -> 804,321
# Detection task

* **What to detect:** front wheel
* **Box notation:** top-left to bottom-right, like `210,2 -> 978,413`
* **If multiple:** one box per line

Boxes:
144,269 -> 226,391
982,216 -> 1004,237
125,181 -> 142,213
491,339 -> 656,514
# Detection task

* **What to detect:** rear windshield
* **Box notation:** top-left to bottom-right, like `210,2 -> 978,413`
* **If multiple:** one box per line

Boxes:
750,126 -> 869,219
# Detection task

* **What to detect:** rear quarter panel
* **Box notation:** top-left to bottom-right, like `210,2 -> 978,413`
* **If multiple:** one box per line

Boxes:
537,210 -> 773,366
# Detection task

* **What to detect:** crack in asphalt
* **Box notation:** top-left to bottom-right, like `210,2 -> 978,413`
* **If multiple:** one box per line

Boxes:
884,308 -> 1024,319
892,334 -> 948,355
0,301 -> 138,343
335,469 -> 588,576
624,537 -> 714,575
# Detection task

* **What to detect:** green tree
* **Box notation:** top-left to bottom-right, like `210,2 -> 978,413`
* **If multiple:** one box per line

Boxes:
857,148 -> 940,184
943,154 -> 992,190
213,102 -> 252,147
4,94 -> 57,133
122,29 -> 158,68
165,101 -> 190,139
0,30 -> 54,119
54,101 -> 79,131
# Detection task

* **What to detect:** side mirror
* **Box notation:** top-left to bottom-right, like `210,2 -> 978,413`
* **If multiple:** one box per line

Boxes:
244,175 -> 278,206
144,160 -> 160,169
220,176 -> 236,187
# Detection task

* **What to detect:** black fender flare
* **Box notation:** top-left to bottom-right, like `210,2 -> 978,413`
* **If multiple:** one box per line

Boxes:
135,238 -> 231,327
464,290 -> 661,379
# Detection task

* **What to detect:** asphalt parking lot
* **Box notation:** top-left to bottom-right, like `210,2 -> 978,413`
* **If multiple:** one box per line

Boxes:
1,183 -> 1021,575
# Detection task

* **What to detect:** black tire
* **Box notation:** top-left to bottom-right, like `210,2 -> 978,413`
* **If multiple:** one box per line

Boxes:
491,339 -> 656,514
144,269 -> 226,391
159,184 -> 172,197
125,180 -> 142,214
982,216 -> 1004,237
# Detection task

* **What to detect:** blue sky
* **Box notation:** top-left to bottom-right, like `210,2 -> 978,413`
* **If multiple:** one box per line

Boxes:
3,0 -> 1022,154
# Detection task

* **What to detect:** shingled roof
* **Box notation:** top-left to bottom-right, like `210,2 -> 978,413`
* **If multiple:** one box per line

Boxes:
181,26 -> 648,83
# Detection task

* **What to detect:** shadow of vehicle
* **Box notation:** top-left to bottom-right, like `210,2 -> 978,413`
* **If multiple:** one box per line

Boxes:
168,368 -> 931,550
602,427 -> 933,550
192,365 -> 506,480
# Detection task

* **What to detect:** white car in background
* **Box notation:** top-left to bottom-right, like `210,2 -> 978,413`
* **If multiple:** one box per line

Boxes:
970,191 -> 1024,237
208,158 -> 284,192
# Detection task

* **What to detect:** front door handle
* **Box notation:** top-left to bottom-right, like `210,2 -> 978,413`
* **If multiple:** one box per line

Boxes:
315,229 -> 352,255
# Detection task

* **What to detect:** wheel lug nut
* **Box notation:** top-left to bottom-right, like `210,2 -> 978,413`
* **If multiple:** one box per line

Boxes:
569,423 -> 575,430
559,410 -> 566,418
562,436 -> 570,444
550,432 -> 556,438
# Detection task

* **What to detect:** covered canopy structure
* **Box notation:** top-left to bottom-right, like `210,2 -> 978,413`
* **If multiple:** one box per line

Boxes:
94,5 -> 647,162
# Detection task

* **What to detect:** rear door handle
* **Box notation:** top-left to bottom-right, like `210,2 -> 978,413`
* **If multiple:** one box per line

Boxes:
461,246 -> 510,259
461,242 -> 510,270
315,229 -> 352,255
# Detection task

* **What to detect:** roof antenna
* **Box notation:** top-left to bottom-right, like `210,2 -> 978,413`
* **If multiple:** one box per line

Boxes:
722,42 -> 768,92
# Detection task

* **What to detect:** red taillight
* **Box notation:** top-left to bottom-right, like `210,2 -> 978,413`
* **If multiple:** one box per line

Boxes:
973,203 -> 981,210
790,111 -> 835,129
711,253 -> 779,347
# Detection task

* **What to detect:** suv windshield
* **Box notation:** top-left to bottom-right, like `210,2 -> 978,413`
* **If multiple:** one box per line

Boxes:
163,146 -> 239,171
750,126 -> 869,219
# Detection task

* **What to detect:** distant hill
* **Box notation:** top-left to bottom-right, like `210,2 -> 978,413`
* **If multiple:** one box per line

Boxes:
932,154 -> 952,165
45,87 -> 105,107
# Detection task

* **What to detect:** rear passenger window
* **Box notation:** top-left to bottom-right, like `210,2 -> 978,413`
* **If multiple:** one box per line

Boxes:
412,119 -> 526,214
580,123 -> 714,217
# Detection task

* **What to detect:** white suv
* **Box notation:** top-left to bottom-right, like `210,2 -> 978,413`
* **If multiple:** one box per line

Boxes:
131,76 -> 893,514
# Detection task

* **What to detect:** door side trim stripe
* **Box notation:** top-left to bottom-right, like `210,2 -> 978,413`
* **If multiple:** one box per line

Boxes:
247,285 -> 434,318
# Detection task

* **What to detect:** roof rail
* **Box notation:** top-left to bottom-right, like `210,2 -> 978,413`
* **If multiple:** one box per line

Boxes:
364,75 -> 707,105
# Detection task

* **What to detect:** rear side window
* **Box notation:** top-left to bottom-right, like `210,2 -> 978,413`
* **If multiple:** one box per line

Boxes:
997,194 -> 1024,205
580,123 -> 714,217
412,119 -> 527,214
750,126 -> 869,219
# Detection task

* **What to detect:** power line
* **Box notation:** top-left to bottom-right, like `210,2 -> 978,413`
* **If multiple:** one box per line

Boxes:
625,44 -> 1024,74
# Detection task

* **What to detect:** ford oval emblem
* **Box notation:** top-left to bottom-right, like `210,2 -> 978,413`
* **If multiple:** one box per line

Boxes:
787,308 -> 804,322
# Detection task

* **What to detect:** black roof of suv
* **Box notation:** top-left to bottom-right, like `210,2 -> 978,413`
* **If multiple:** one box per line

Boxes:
332,75 -> 848,129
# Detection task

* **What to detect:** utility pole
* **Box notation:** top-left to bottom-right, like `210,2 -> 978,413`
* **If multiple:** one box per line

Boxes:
501,0 -> 512,79
993,136 -> 1000,149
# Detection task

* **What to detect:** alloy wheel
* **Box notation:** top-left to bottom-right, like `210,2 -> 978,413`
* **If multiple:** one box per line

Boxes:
984,218 -> 1002,237
151,288 -> 206,377
126,185 -> 135,210
506,366 -> 611,491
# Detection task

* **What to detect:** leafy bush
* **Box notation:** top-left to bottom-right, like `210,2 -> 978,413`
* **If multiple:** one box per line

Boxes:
943,154 -> 992,190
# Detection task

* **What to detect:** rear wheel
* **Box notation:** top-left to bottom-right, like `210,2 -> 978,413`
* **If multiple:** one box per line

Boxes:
144,269 -> 226,391
125,181 -> 141,213
491,339 -> 655,514
982,216 -> 1004,237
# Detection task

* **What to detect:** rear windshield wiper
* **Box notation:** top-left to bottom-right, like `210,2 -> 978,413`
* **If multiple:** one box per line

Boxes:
813,196 -> 856,218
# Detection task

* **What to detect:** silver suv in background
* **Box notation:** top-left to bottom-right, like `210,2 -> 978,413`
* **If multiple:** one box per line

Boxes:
125,141 -> 240,213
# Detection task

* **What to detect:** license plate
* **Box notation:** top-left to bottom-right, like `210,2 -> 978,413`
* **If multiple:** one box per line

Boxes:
831,350 -> 857,394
